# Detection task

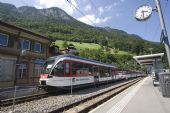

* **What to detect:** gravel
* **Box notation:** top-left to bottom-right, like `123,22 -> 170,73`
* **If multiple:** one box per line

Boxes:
0,80 -> 133,113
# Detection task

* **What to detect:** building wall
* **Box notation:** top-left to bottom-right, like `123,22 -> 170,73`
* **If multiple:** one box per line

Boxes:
0,21 -> 50,88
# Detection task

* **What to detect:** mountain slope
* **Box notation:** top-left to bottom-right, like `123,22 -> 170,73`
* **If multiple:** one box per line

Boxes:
0,2 -> 164,55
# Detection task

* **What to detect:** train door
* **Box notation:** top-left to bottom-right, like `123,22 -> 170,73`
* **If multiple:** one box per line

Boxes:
93,66 -> 99,83
111,68 -> 116,80
64,61 -> 71,77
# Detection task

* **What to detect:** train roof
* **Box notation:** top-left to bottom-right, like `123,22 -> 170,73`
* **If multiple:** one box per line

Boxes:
47,55 -> 117,68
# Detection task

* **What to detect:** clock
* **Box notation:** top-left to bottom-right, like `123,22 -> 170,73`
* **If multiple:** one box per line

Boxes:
135,5 -> 153,21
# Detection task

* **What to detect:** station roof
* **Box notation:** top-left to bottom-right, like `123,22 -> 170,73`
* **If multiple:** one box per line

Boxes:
133,53 -> 164,65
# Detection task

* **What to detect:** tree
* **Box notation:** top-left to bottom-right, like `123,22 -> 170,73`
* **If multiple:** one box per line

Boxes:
62,41 -> 68,48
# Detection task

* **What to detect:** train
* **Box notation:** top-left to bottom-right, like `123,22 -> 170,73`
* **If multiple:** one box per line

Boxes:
39,55 -> 144,89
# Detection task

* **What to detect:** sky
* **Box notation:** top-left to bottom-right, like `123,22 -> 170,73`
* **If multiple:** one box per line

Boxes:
0,0 -> 169,42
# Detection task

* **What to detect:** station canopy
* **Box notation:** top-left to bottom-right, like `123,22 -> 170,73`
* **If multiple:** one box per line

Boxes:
133,53 -> 164,65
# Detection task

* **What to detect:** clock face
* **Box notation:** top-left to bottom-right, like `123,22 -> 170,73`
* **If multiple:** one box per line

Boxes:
135,5 -> 152,21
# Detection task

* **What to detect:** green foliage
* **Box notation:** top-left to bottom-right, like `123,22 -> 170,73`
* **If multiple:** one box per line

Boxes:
62,41 -> 68,48
79,49 -> 143,70
113,48 -> 119,54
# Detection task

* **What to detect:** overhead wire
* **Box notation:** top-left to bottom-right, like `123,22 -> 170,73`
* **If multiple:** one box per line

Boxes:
88,0 -> 112,34
88,0 -> 112,43
88,0 -> 105,20
67,0 -> 111,47
66,0 -> 97,27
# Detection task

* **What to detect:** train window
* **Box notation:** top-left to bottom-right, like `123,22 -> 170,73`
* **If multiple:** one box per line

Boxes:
65,63 -> 70,75
43,60 -> 54,74
72,62 -> 83,68
93,66 -> 99,76
72,62 -> 84,76
84,63 -> 92,75
99,66 -> 110,77
51,61 -> 64,77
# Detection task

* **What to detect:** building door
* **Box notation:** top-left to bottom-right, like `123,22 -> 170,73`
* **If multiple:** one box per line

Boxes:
0,58 -> 16,81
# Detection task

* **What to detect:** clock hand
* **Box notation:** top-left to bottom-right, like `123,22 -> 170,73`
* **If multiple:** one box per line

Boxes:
141,11 -> 145,18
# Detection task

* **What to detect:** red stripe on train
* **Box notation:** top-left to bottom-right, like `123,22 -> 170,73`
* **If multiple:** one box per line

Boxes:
40,74 -> 48,79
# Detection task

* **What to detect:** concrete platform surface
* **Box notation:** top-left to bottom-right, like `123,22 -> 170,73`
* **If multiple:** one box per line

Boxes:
89,77 -> 170,113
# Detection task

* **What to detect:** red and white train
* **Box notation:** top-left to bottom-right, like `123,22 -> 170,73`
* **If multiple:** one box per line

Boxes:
39,55 -> 143,89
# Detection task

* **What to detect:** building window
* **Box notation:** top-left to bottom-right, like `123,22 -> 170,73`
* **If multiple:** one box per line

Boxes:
33,42 -> 41,53
21,39 -> 30,50
17,64 -> 27,78
34,64 -> 43,77
0,33 -> 8,46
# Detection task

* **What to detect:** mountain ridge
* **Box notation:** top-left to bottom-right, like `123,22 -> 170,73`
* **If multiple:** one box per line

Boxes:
0,2 -> 163,55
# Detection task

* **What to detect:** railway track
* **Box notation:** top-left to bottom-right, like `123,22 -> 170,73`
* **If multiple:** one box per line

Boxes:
0,92 -> 49,107
49,78 -> 142,113
0,78 -> 142,111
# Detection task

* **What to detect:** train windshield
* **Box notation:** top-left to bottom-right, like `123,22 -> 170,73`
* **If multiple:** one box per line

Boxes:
43,60 -> 55,74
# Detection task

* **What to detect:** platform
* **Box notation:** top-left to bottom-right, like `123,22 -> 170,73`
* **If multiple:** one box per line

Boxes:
89,77 -> 170,113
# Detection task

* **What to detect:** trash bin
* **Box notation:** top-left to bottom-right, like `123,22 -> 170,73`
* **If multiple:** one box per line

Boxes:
158,72 -> 170,97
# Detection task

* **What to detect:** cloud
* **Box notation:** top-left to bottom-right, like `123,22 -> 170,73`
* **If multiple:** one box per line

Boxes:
35,0 -> 77,15
105,5 -> 113,11
85,4 -> 92,11
77,14 -> 111,26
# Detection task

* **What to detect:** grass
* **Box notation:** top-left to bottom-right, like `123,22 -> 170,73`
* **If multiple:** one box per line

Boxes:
55,40 -> 130,55
55,40 -> 101,50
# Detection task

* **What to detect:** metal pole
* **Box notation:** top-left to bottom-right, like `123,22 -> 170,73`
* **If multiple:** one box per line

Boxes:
155,0 -> 170,68
12,86 -> 17,111
71,77 -> 72,96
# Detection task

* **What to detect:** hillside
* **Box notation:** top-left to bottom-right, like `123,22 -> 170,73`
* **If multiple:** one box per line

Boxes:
55,40 -> 129,55
0,2 -> 164,56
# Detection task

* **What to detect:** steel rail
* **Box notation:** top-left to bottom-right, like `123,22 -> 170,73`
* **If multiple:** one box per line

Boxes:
0,92 -> 49,107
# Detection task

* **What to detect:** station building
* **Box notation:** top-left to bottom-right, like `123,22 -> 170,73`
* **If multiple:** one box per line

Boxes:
0,21 -> 51,88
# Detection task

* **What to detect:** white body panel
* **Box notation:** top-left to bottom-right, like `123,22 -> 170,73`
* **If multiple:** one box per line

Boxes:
99,77 -> 112,82
46,76 -> 94,87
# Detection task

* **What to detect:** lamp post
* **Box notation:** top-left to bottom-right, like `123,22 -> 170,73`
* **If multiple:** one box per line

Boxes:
155,0 -> 170,68
135,0 -> 170,68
